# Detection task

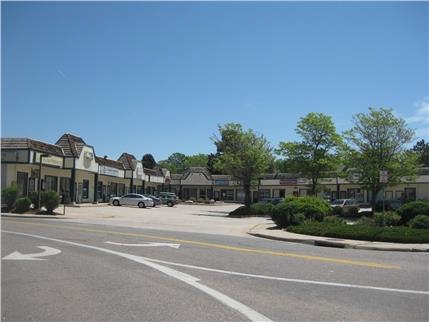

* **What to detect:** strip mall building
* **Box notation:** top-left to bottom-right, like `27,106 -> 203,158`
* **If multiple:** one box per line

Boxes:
1,134 -> 428,204
1,134 -> 169,203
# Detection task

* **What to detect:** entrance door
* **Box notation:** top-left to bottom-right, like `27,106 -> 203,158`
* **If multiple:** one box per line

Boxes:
16,172 -> 28,196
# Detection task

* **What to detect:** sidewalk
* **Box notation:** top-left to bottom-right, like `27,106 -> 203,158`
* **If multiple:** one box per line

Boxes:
248,223 -> 429,252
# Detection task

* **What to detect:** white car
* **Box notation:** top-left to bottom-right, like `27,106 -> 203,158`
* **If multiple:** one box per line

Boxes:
109,193 -> 154,208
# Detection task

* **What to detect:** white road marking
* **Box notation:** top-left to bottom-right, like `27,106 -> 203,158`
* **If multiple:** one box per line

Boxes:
146,257 -> 429,296
2,246 -> 61,261
2,230 -> 272,322
105,241 -> 180,249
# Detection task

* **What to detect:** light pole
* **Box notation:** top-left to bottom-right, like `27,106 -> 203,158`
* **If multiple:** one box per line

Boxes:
37,154 -> 49,210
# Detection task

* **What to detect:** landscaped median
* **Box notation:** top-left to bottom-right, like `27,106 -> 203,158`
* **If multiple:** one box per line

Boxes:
233,197 -> 429,246
288,222 -> 429,244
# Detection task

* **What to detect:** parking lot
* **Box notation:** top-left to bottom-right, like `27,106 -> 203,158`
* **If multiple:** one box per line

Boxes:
62,203 -> 271,237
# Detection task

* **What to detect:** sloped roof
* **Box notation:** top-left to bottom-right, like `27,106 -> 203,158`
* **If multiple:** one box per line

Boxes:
55,133 -> 86,157
95,156 -> 125,170
261,173 -> 299,180
118,152 -> 137,170
182,167 -> 212,180
1,138 -> 64,156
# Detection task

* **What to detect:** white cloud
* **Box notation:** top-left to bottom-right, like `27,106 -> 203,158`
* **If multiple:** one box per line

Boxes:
406,97 -> 429,140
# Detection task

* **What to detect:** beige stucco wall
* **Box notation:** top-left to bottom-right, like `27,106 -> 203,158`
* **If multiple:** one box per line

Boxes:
75,146 -> 98,173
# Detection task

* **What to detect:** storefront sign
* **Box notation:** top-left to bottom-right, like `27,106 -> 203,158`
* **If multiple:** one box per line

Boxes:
100,166 -> 119,176
279,178 -> 297,185
34,153 -> 63,167
214,179 -> 229,186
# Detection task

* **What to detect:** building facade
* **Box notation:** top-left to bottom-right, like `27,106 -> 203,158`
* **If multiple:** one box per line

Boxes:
168,167 -> 429,203
1,134 -> 169,204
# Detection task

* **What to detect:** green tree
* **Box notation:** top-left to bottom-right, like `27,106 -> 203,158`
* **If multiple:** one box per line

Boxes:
277,112 -> 342,195
184,154 -> 209,169
412,139 -> 429,166
343,107 -> 417,208
212,123 -> 273,207
158,152 -> 188,173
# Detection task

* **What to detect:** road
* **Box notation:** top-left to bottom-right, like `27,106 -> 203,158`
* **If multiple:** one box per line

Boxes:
2,217 -> 429,321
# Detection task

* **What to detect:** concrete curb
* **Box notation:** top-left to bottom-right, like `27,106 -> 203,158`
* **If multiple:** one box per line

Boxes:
1,213 -> 67,219
247,224 -> 429,252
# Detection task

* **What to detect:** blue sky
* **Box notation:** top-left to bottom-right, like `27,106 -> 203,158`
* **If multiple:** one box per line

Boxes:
2,1 -> 428,161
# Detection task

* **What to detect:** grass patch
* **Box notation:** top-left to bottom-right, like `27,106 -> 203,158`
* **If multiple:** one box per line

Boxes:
288,221 -> 429,243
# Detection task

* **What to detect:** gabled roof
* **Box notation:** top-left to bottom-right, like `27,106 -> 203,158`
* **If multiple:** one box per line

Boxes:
55,133 -> 86,157
95,156 -> 125,170
182,167 -> 212,180
118,152 -> 137,170
1,138 -> 64,156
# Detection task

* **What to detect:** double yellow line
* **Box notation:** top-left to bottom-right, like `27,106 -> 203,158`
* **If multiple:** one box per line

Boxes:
3,219 -> 400,269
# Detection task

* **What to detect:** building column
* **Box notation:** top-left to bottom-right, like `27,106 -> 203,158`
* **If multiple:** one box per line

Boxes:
70,168 -> 76,204
93,173 -> 99,203
130,171 -> 134,193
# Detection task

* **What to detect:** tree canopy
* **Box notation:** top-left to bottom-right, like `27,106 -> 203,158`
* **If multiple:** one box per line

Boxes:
342,107 -> 417,206
277,112 -> 342,195
212,123 -> 273,207
412,139 -> 429,167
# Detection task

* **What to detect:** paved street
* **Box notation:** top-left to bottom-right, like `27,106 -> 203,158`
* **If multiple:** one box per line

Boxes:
2,215 -> 428,321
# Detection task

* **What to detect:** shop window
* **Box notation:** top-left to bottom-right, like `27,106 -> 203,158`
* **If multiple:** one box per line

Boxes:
110,183 -> 118,197
45,175 -> 58,192
97,181 -> 103,200
82,180 -> 89,199
60,177 -> 71,202
272,189 -> 280,198
385,191 -> 393,200
395,191 -> 403,200
199,189 -> 206,200
118,184 -> 125,196
258,189 -> 271,200
404,188 -> 416,201
17,172 -> 28,196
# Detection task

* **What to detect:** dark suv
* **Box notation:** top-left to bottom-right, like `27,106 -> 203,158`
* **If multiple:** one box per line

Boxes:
158,192 -> 178,207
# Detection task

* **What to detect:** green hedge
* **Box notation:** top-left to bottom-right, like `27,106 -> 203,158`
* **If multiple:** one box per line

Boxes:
288,221 -> 429,243
229,206 -> 258,217
2,186 -> 19,211
409,215 -> 429,229
397,201 -> 429,224
250,202 -> 274,215
271,197 -> 331,228
14,197 -> 32,213
40,191 -> 60,214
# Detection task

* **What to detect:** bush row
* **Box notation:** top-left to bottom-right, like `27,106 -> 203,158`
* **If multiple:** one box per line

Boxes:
288,221 -> 429,244
1,186 -> 60,214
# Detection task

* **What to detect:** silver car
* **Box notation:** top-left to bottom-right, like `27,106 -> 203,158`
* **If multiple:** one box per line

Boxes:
109,193 -> 154,208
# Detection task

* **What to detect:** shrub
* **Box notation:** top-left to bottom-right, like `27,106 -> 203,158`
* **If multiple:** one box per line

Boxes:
356,216 -> 376,226
2,185 -> 19,211
29,191 -> 40,209
251,202 -> 274,215
323,216 -> 346,224
373,212 -> 401,227
40,190 -> 60,214
346,206 -> 360,217
14,197 -> 31,214
271,197 -> 331,228
409,215 -> 429,229
397,201 -> 429,224
288,221 -> 429,243
332,206 -> 344,217
229,206 -> 257,217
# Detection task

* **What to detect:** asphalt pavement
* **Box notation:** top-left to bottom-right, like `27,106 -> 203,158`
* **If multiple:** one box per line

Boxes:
2,217 -> 428,321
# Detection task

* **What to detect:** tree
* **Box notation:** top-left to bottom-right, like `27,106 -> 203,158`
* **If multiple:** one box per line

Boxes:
277,112 -> 342,195
184,154 -> 209,169
142,154 -> 157,169
158,152 -> 187,173
412,139 -> 429,166
343,107 -> 417,208
212,123 -> 273,207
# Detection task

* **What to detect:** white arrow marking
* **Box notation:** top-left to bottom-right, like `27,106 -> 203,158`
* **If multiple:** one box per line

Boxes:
2,246 -> 61,261
105,241 -> 180,249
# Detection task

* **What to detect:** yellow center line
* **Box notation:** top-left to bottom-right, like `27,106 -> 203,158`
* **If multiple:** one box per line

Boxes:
3,220 -> 400,269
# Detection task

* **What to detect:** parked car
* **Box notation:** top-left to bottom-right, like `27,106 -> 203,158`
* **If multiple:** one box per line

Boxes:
158,192 -> 178,207
109,194 -> 154,208
331,199 -> 373,215
143,194 -> 161,207
260,197 -> 283,205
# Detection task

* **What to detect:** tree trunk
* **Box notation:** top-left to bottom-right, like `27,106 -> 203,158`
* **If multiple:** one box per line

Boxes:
243,182 -> 252,208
